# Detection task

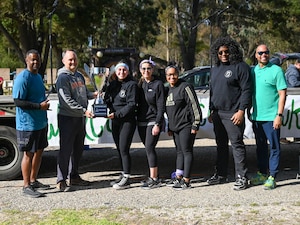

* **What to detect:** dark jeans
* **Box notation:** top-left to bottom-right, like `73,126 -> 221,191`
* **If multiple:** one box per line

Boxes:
57,115 -> 86,183
252,121 -> 281,177
112,119 -> 136,174
172,126 -> 195,179
212,111 -> 248,178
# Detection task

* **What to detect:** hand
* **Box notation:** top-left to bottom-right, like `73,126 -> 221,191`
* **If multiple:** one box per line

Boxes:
208,114 -> 213,123
107,113 -> 115,119
273,115 -> 282,129
167,131 -> 173,136
152,124 -> 160,136
191,129 -> 197,134
231,110 -> 244,125
85,110 -> 94,118
40,99 -> 50,110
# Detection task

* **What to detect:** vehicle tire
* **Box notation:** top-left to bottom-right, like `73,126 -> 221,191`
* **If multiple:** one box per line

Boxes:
0,126 -> 22,180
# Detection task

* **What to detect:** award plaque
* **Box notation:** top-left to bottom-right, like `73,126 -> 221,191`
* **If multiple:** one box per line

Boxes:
92,67 -> 108,117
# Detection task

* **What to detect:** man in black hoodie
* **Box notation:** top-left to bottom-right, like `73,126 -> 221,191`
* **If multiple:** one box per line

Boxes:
207,36 -> 252,190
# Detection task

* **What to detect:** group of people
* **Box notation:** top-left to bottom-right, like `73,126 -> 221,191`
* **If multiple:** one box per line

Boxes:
208,37 -> 287,191
13,35 -> 291,198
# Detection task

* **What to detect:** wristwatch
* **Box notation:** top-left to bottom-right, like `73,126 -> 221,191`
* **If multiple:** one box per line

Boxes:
277,113 -> 283,117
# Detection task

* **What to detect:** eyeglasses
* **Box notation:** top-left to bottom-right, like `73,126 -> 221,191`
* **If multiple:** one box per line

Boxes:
218,50 -> 229,55
257,51 -> 270,56
141,67 -> 152,71
166,73 -> 178,77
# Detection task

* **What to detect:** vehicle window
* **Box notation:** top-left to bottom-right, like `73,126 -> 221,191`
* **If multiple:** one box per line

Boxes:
193,70 -> 210,89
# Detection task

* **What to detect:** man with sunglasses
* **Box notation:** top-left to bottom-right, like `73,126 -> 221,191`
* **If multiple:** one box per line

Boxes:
207,36 -> 252,190
250,44 -> 287,190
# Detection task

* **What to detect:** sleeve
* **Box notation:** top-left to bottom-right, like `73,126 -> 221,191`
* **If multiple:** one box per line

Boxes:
14,99 -> 40,110
237,63 -> 252,111
155,81 -> 166,125
184,84 -> 202,130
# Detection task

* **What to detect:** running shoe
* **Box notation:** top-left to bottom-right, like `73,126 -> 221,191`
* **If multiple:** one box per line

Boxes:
207,173 -> 228,185
141,177 -> 161,190
250,172 -> 268,186
263,176 -> 277,190
30,180 -> 50,190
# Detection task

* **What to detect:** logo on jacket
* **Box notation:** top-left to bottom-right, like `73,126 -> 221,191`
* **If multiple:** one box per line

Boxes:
224,70 -> 232,78
119,89 -> 126,98
166,93 -> 175,106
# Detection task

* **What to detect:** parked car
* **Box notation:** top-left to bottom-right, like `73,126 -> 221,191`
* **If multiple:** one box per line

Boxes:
164,66 -> 211,90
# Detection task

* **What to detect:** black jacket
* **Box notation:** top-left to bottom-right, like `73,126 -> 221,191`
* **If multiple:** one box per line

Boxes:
165,79 -> 202,132
104,76 -> 138,121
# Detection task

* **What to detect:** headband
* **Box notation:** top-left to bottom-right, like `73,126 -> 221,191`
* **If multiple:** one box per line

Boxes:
139,57 -> 156,68
115,62 -> 129,71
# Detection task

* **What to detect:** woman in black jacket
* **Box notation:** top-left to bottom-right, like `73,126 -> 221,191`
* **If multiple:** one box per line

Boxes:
104,62 -> 138,190
165,65 -> 202,190
137,59 -> 165,189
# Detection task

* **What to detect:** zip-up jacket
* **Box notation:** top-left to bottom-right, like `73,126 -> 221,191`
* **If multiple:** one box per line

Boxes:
166,79 -> 202,132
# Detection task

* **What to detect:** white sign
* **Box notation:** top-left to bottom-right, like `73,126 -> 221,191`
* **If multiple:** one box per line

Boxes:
47,94 -> 300,147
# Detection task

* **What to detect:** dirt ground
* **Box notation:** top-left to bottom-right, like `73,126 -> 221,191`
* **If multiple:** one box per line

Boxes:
1,138 -> 300,224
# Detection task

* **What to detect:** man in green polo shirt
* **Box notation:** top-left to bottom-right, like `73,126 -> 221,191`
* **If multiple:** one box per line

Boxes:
250,44 -> 287,190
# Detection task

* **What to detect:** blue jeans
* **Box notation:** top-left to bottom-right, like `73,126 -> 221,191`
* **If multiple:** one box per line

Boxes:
252,121 -> 281,178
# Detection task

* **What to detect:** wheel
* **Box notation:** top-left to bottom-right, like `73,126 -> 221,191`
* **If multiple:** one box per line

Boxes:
0,126 -> 22,180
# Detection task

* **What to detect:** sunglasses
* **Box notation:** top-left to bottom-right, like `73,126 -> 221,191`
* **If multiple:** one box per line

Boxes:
257,50 -> 270,56
141,67 -> 152,71
218,50 -> 229,55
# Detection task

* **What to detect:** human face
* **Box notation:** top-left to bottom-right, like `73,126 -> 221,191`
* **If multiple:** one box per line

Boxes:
140,62 -> 153,82
62,50 -> 78,72
26,53 -> 41,74
165,67 -> 179,87
255,45 -> 270,67
218,46 -> 229,63
115,66 -> 129,81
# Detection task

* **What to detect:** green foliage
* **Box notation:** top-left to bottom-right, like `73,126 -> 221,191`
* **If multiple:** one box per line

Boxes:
0,0 -> 300,70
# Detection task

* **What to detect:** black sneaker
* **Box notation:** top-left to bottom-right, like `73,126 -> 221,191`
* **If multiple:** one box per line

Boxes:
112,175 -> 130,190
207,174 -> 228,185
22,186 -> 45,198
166,177 -> 181,187
172,179 -> 191,190
56,180 -> 71,192
233,176 -> 249,191
70,177 -> 90,186
30,180 -> 51,190
141,177 -> 161,190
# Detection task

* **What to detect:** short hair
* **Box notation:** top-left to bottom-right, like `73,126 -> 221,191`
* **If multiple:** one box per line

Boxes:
26,49 -> 40,57
165,65 -> 180,75
296,58 -> 300,64
62,49 -> 77,58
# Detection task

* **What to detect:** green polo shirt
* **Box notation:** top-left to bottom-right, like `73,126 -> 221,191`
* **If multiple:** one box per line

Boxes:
251,62 -> 287,121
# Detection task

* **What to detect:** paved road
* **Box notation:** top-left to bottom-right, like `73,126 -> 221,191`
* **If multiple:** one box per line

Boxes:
1,139 -> 300,224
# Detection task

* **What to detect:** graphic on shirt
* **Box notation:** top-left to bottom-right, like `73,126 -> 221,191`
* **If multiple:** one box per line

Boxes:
119,89 -> 126,98
224,70 -> 232,78
166,93 -> 175,106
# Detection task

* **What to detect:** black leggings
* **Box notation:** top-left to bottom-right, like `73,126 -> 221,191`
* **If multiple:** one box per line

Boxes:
172,127 -> 196,179
112,119 -> 136,174
138,125 -> 160,168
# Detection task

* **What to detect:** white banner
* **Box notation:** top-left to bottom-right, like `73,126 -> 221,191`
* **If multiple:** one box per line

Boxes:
47,94 -> 300,147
